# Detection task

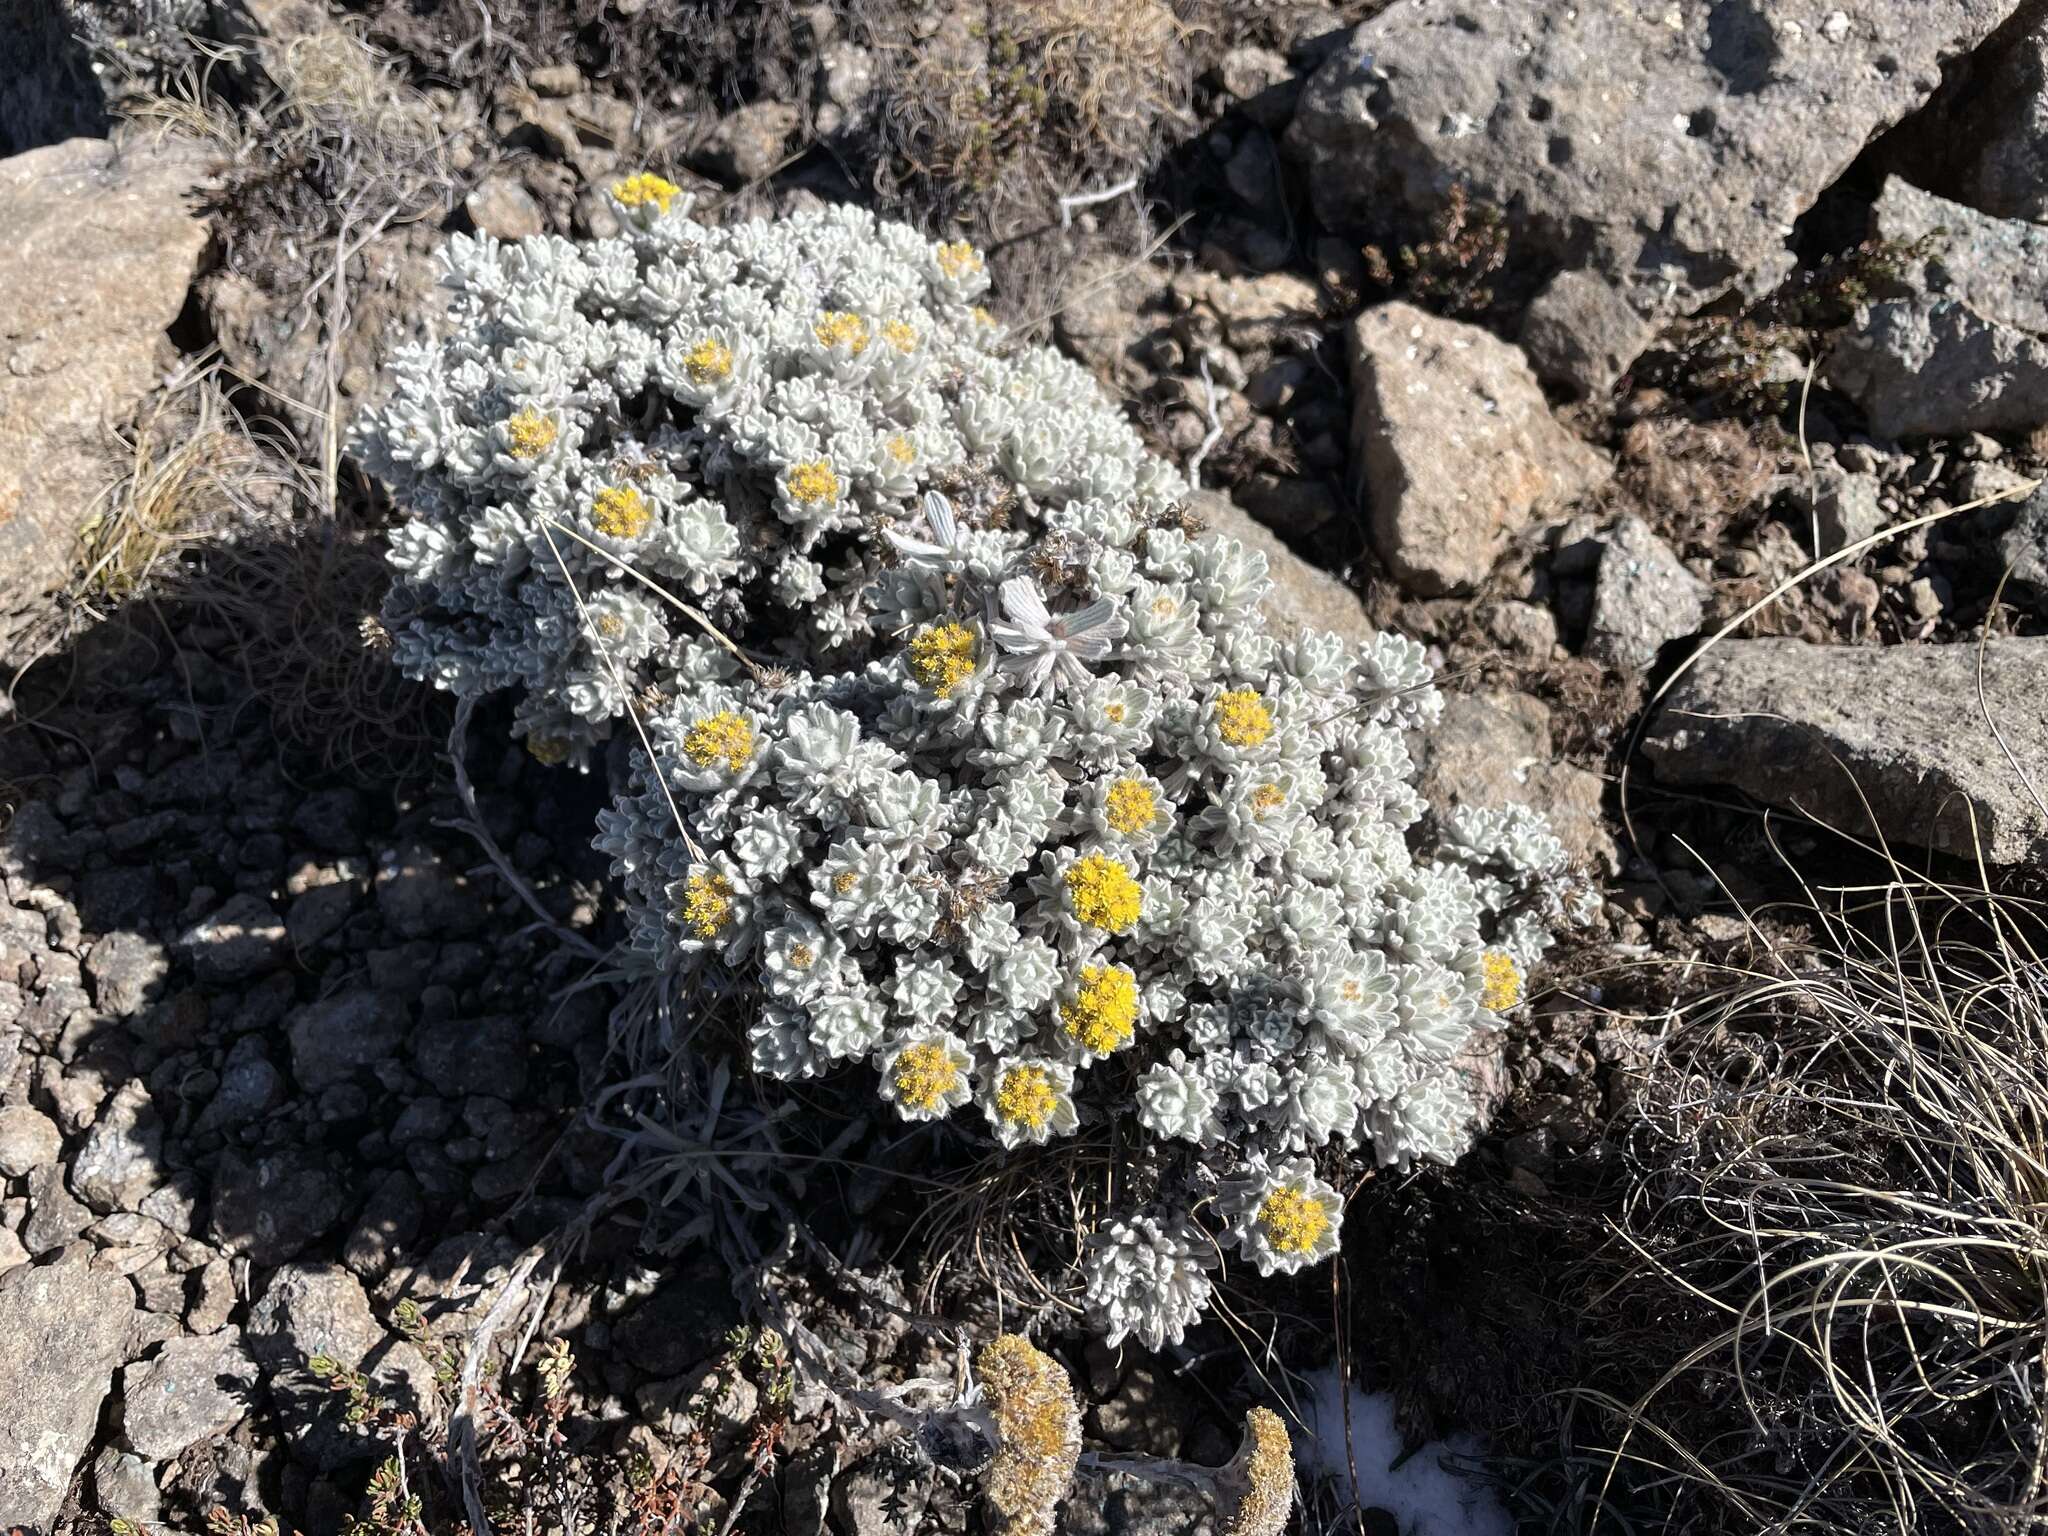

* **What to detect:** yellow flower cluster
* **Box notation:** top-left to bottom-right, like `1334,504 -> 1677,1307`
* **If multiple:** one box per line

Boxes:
908,622 -> 978,697
936,240 -> 984,278
1060,963 -> 1138,1054
892,1042 -> 962,1114
977,1334 -> 1081,1536
1480,949 -> 1523,1011
1064,852 -> 1143,934
591,485 -> 650,538
814,310 -> 870,353
503,408 -> 557,460
611,172 -> 683,212
685,336 -> 733,384
1248,782 -> 1286,817
994,1065 -> 1058,1131
1256,1187 -> 1330,1255
681,710 -> 755,773
785,460 -> 841,506
1103,777 -> 1158,836
1214,689 -> 1274,747
1217,1407 -> 1294,1536
881,318 -> 918,353
682,871 -> 734,939
884,434 -> 916,466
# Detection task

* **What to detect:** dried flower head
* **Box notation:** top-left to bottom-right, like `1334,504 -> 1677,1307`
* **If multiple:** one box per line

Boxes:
977,1334 -> 1081,1536
909,621 -> 979,697
1215,1406 -> 1293,1536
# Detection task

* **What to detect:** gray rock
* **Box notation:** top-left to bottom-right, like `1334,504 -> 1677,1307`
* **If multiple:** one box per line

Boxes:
1830,295 -> 2048,439
692,100 -> 799,183
1417,692 -> 1619,875
246,1261 -> 437,1471
0,1226 -> 28,1272
70,1080 -> 163,1214
375,841 -> 488,940
343,1168 -> 424,1283
1349,302 -> 1609,594
1645,637 -> 2048,865
198,1036 -> 288,1133
120,1330 -> 258,1458
176,892 -> 287,984
1519,269 -> 1653,403
0,1102 -> 62,1176
208,1146 -> 347,1266
1286,1 -> 2022,396
286,879 -> 358,950
1586,516 -> 1710,670
0,135 -> 211,598
465,174 -> 544,240
1186,492 -> 1376,648
84,931 -> 169,1019
92,1446 -> 162,1528
1871,176 -> 2048,338
413,1012 -> 527,1098
23,1162 -> 92,1253
187,1257 -> 237,1334
1997,484 -> 2048,610
1215,44 -> 1299,128
288,989 -> 407,1092
1060,1468 -> 1216,1536
0,1247 -> 138,1531
1937,3 -> 2048,220
291,787 -> 367,853
830,1442 -> 935,1536
1814,467 -> 1887,554
611,1258 -> 742,1379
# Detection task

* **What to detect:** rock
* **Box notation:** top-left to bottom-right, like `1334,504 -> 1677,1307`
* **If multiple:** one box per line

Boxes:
0,1247 -> 138,1531
0,135 -> 209,599
71,1080 -> 164,1214
92,1445 -> 161,1527
465,174 -> 545,240
286,878 -> 359,951
176,892 -> 287,984
23,1162 -> 92,1253
1088,1361 -> 1188,1456
830,1442 -> 936,1536
1286,2 -> 2022,396
208,1146 -> 347,1267
612,1259 -> 742,1379
1061,1469 -> 1216,1536
1349,302 -> 1609,594
1186,492 -> 1376,648
1214,44 -> 1299,129
1645,637 -> 2048,865
0,1102 -> 62,1176
247,1261 -> 436,1471
1997,484 -> 2048,610
188,1257 -> 237,1334
1830,294 -> 2048,440
292,787 -> 367,853
692,100 -> 799,183
375,841 -> 489,940
0,1227 -> 27,1272
1055,253 -> 1174,397
343,1169 -> 424,1283
288,990 -> 408,1092
1871,176 -> 2048,338
84,931 -> 169,1020
1417,692 -> 1619,875
120,1330 -> 259,1459
1519,269 -> 1652,403
1814,467 -> 1887,554
1932,2 -> 2048,220
1235,472 -> 1342,537
413,1012 -> 528,1098
1585,515 -> 1710,670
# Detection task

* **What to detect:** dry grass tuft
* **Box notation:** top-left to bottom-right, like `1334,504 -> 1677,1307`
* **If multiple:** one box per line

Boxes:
1547,878 -> 2048,1534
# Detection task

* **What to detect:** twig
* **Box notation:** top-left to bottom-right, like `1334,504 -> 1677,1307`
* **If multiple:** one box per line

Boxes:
1059,175 -> 1138,228
1186,352 -> 1224,485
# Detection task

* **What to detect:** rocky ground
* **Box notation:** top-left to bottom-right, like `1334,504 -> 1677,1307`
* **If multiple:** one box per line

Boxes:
4,1 -> 2048,1533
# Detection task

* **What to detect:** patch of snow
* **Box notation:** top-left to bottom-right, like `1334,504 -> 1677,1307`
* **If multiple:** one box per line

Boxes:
1298,1367 -> 1514,1536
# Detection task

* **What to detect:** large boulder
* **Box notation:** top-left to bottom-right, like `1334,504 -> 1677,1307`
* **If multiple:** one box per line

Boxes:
0,1248 -> 139,1532
1921,0 -> 2048,221
0,136 -> 209,601
1287,0 -> 2024,396
1348,302 -> 1608,595
1644,637 -> 2048,865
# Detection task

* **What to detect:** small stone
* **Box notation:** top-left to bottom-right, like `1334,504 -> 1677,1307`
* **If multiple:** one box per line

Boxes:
1996,485 -> 2048,611
197,1039 -> 286,1132
692,100 -> 800,183
187,1258 -> 237,1334
1088,1361 -> 1187,1457
0,1103 -> 62,1176
1585,515 -> 1709,671
1813,467 -> 1885,554
208,1147 -> 347,1267
71,1080 -> 164,1214
120,1330 -> 259,1459
286,880 -> 359,951
93,1446 -> 162,1528
288,990 -> 408,1092
830,1443 -> 935,1536
0,1227 -> 28,1272
1235,472 -> 1341,537
466,174 -> 545,240
413,1012 -> 528,1099
375,842 -> 488,940
23,1163 -> 92,1254
343,1169 -> 424,1283
176,892 -> 287,984
291,788 -> 366,853
84,931 -> 168,1019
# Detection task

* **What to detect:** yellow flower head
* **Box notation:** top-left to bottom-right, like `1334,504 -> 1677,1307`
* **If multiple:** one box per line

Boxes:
685,336 -> 733,385
785,460 -> 841,507
994,1065 -> 1058,1131
880,318 -> 918,353
1060,963 -> 1138,1055
682,871 -> 734,939
591,485 -> 650,538
681,710 -> 755,773
1103,778 -> 1157,837
1249,782 -> 1286,817
832,869 -> 859,895
1215,689 -> 1274,748
1257,1186 -> 1330,1255
525,735 -> 571,766
612,172 -> 682,213
972,304 -> 998,327
1480,949 -> 1523,1011
504,408 -> 557,460
978,1334 -> 1080,1536
813,310 -> 870,354
1217,1406 -> 1294,1536
892,1042 -> 962,1114
787,942 -> 815,971
908,621 -> 978,697
936,240 -> 983,278
1103,702 -> 1127,723
884,433 -> 916,466
1063,852 -> 1142,934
